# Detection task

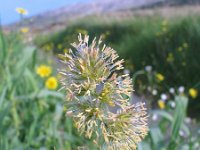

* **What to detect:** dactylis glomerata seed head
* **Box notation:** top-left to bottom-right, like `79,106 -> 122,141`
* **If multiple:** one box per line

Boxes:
58,34 -> 148,150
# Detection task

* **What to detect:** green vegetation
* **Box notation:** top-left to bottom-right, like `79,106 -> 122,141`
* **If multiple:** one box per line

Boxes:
140,95 -> 200,150
0,30 -> 95,149
35,15 -> 200,117
1,11 -> 200,149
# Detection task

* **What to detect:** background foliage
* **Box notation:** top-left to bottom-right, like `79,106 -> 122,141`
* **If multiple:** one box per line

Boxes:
1,9 -> 200,149
0,31 -> 96,149
35,15 -> 200,117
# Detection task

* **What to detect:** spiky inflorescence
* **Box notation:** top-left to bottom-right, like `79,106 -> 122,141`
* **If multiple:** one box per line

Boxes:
58,34 -> 148,149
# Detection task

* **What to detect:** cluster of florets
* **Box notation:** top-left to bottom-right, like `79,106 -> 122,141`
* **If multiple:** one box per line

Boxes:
58,34 -> 148,149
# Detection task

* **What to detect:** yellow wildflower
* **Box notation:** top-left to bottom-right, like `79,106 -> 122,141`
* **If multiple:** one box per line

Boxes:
162,27 -> 167,33
45,77 -> 58,90
166,53 -> 174,62
156,73 -> 165,82
57,44 -> 62,49
183,43 -> 188,49
158,100 -> 165,109
105,31 -> 110,35
76,29 -> 88,35
182,62 -> 186,66
20,27 -> 29,33
189,88 -> 198,99
156,32 -> 161,37
43,44 -> 53,51
162,20 -> 168,27
36,65 -> 52,78
63,48 -> 68,53
16,8 -> 28,15
177,46 -> 183,52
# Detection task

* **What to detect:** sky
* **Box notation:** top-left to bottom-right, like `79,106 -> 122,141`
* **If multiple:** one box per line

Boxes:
0,0 -> 91,25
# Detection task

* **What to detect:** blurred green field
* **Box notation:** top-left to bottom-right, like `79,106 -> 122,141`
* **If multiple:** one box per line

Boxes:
1,7 -> 200,150
0,30 -> 96,149
35,14 -> 200,117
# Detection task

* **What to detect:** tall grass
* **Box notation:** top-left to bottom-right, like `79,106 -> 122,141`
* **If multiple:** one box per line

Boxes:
1,18 -> 200,149
0,30 -> 95,149
35,15 -> 200,117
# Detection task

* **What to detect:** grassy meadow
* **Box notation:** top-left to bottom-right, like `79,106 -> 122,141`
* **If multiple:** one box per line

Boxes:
1,5 -> 200,150
36,14 -> 200,117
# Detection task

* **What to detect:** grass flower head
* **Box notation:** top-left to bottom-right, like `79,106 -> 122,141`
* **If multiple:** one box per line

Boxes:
58,34 -> 148,149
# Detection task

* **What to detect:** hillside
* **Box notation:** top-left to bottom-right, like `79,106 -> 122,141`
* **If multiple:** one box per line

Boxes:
4,0 -> 160,32
4,0 -> 200,36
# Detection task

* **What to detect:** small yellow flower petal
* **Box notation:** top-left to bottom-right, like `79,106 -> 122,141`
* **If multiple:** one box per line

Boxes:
166,53 -> 174,63
36,65 -> 52,78
76,28 -> 88,35
156,73 -> 165,82
45,77 -> 58,90
158,100 -> 165,109
182,62 -> 186,66
177,46 -> 183,52
183,43 -> 188,49
63,48 -> 68,53
57,44 -> 62,49
162,27 -> 167,32
156,32 -> 161,37
189,88 -> 198,99
16,8 -> 28,15
162,20 -> 168,26
20,27 -> 29,33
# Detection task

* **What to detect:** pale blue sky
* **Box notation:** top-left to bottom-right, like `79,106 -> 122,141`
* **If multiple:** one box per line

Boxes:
0,0 -> 91,25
